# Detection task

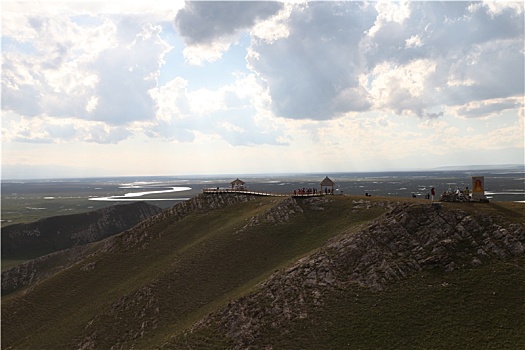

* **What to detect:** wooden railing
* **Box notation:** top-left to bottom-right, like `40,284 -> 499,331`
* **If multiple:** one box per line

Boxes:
202,188 -> 323,197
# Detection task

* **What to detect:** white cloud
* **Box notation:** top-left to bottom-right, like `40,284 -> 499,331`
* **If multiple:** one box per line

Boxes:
174,1 -> 283,64
181,40 -> 234,66
2,1 -> 183,20
243,1 -> 523,121
366,59 -> 437,117
483,1 -> 524,17
150,77 -> 189,122
2,114 -> 130,144
251,2 -> 293,43
2,1 -> 523,176
88,21 -> 172,124
147,72 -> 287,146
367,1 -> 411,37
419,118 -> 450,132
248,2 -> 376,120
405,35 -> 422,48
450,97 -> 524,119
2,8 -> 173,145
174,1 -> 283,45
1,13 -> 116,117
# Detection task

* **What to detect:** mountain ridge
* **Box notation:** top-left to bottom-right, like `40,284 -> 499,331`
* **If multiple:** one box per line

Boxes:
2,193 -> 524,349
174,202 -> 523,349
2,201 -> 163,261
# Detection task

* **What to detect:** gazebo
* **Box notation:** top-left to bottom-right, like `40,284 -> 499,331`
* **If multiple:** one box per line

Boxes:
231,178 -> 246,190
320,176 -> 335,194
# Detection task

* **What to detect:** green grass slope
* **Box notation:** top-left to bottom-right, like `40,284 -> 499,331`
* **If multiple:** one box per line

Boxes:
2,194 -> 523,349
163,199 -> 524,350
2,194 -> 387,349
169,257 -> 525,350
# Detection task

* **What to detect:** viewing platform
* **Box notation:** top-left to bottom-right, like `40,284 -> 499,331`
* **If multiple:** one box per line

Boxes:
202,176 -> 335,198
202,188 -> 323,198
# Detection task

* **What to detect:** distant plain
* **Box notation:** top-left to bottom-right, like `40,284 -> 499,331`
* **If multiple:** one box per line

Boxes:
2,169 -> 524,227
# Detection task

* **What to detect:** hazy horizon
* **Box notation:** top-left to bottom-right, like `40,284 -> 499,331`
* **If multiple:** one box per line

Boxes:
2,163 -> 524,181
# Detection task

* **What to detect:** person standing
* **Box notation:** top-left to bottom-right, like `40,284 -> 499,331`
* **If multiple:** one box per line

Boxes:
431,187 -> 436,202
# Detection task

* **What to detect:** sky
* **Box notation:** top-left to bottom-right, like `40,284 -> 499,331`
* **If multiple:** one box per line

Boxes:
1,1 -> 524,179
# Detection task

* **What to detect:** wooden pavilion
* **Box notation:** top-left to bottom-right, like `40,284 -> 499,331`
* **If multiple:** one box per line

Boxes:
320,176 -> 335,194
230,178 -> 246,190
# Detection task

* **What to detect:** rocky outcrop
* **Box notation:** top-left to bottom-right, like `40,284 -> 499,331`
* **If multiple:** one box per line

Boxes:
187,203 -> 525,349
237,197 -> 304,232
327,203 -> 523,290
350,198 -> 398,211
440,191 -> 471,202
102,193 -> 259,252
163,192 -> 258,218
78,282 -> 161,350
2,202 -> 162,260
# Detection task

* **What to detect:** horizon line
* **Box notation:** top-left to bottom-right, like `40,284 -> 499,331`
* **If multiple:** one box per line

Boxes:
2,164 -> 524,181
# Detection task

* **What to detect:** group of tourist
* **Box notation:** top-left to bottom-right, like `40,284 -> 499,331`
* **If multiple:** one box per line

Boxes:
293,188 -> 318,195
418,186 -> 471,202
439,186 -> 472,202
293,187 -> 335,195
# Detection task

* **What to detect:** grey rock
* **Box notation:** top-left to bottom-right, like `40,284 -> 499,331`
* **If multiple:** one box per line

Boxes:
188,203 -> 524,349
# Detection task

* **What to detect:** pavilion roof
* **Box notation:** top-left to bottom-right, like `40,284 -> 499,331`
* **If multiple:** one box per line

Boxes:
320,176 -> 335,186
231,178 -> 245,185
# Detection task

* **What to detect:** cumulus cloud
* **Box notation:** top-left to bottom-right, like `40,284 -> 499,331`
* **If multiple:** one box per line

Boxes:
148,73 -> 287,146
452,97 -> 523,119
88,21 -> 172,125
2,0 -> 523,158
1,10 -> 173,144
245,1 -> 523,120
248,2 -> 377,120
174,1 -> 283,45
174,1 -> 283,64
366,1 -> 524,116
2,114 -> 131,144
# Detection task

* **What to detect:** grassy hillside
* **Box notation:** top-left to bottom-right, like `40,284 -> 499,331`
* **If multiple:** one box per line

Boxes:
168,256 -> 525,350
2,194 -> 523,349
164,198 -> 524,350
2,195 -> 387,349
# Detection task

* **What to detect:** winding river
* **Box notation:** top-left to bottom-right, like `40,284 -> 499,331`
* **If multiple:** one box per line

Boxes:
88,185 -> 192,202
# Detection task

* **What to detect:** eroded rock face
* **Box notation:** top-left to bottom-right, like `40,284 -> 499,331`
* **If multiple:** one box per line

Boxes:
188,203 -> 525,349
238,197 -> 304,232
79,283 -> 161,350
102,193 -> 260,252
165,192 -> 257,216
328,204 -> 523,290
